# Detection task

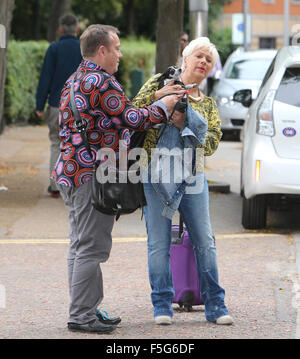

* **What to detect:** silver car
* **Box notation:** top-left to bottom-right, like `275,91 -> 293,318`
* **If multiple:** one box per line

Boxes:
234,46 -> 300,229
211,48 -> 277,138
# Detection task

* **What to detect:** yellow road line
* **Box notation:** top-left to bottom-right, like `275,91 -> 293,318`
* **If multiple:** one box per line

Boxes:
217,233 -> 285,239
0,237 -> 146,244
0,232 -> 287,244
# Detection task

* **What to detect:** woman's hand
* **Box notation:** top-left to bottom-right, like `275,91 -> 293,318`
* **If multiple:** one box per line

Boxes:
156,81 -> 187,118
154,81 -> 186,101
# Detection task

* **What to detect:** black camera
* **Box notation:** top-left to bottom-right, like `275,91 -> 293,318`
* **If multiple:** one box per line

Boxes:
157,66 -> 197,116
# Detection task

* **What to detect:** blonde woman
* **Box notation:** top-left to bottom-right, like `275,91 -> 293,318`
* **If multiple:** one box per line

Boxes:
133,37 -> 233,326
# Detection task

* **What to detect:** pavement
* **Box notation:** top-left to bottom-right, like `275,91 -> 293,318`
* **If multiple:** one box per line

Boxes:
0,125 -> 300,341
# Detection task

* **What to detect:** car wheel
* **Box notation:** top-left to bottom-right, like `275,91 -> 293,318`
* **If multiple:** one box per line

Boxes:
240,155 -> 244,197
242,195 -> 267,229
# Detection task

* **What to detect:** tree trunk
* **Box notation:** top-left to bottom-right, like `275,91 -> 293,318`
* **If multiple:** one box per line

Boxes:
155,0 -> 184,74
32,0 -> 41,40
127,0 -> 135,36
46,0 -> 72,42
0,0 -> 14,133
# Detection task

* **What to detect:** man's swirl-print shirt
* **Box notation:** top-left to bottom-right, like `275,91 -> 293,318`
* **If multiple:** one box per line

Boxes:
52,60 -> 165,187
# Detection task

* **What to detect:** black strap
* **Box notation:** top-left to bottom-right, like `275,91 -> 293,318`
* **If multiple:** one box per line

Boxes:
70,75 -> 93,161
179,215 -> 184,237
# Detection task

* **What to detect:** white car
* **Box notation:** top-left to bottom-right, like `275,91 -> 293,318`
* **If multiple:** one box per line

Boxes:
236,46 -> 300,229
211,48 -> 277,139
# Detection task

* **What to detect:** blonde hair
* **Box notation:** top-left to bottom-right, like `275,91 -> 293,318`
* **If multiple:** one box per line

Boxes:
181,36 -> 219,71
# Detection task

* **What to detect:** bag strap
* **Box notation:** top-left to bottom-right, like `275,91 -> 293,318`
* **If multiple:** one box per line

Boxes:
179,214 -> 184,237
70,75 -> 94,161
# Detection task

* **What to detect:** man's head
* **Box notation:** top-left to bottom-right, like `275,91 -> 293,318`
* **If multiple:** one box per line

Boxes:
180,32 -> 189,55
59,14 -> 79,36
80,24 -> 122,74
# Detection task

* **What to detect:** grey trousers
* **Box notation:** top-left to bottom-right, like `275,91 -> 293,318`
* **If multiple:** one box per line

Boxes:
46,106 -> 60,191
58,181 -> 115,324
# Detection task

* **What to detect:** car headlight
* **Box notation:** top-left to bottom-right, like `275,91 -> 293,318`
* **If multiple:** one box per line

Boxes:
216,96 -> 234,106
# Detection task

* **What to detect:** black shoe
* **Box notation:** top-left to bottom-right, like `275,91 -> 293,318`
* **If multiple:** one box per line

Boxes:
96,309 -> 121,325
67,319 -> 116,334
47,185 -> 60,198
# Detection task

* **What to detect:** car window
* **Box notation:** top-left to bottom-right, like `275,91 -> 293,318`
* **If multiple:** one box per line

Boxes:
258,56 -> 276,94
275,67 -> 300,107
225,58 -> 273,80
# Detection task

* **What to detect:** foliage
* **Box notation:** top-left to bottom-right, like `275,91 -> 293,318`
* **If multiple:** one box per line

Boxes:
4,38 -> 155,124
209,27 -> 238,65
11,0 -> 52,40
11,0 -> 158,41
208,1 -> 236,64
116,37 -> 156,96
4,40 -> 49,124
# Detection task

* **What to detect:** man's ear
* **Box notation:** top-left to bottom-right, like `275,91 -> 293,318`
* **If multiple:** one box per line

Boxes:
59,27 -> 63,34
97,45 -> 107,58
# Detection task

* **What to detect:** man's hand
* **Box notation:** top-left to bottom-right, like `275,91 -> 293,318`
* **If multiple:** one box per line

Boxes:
170,110 -> 185,129
36,110 -> 44,118
160,94 -> 184,117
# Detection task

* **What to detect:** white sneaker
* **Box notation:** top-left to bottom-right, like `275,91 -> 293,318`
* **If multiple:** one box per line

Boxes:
215,315 -> 233,325
154,315 -> 172,325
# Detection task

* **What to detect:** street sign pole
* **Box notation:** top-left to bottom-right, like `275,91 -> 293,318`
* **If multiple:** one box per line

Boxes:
284,0 -> 290,46
243,0 -> 248,51
189,0 -> 208,39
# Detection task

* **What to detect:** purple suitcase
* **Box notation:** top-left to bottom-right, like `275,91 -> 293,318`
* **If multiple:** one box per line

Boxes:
170,218 -> 203,311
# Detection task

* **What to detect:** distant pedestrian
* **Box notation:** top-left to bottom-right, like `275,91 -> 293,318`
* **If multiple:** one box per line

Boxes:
207,57 -> 222,95
36,14 -> 82,198
52,24 -> 184,334
152,32 -> 189,76
177,31 -> 189,67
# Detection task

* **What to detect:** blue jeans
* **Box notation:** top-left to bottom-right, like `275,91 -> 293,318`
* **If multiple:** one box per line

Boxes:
143,178 -> 229,322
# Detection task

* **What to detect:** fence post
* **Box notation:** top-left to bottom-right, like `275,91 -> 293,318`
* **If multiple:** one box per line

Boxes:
130,69 -> 144,99
0,24 -> 6,48
0,284 -> 6,309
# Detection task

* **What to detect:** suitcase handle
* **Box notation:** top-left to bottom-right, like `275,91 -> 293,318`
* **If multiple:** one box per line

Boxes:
171,215 -> 184,245
179,216 -> 184,237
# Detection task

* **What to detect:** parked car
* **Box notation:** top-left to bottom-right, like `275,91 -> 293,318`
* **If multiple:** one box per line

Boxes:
211,48 -> 277,139
235,46 -> 300,229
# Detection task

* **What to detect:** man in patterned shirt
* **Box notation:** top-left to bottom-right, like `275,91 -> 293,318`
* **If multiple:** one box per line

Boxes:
53,24 -> 183,334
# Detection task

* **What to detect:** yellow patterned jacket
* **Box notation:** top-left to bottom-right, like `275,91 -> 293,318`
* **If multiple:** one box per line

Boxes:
132,73 -> 222,172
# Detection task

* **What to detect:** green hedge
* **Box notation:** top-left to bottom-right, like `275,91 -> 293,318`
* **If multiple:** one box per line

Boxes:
116,37 -> 156,96
5,40 -> 49,124
4,38 -> 156,125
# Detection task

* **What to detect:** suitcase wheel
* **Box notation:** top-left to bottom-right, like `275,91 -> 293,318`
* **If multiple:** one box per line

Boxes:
183,303 -> 193,312
178,291 -> 194,312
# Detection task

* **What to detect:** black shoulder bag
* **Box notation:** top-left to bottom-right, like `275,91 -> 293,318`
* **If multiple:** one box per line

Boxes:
70,75 -> 146,220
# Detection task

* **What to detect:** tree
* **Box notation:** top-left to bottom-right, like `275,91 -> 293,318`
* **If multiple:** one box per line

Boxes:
47,0 -> 72,42
208,0 -> 235,64
0,0 -> 14,133
155,0 -> 184,73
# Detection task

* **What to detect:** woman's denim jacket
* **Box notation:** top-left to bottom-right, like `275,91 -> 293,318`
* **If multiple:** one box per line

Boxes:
142,103 -> 208,219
